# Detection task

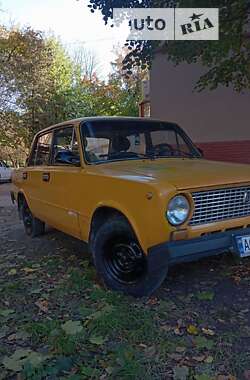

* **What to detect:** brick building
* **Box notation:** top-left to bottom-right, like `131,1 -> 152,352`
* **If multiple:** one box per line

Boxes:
145,54 -> 250,164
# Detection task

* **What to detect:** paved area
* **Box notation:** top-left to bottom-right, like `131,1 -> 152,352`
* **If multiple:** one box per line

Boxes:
0,183 -> 13,207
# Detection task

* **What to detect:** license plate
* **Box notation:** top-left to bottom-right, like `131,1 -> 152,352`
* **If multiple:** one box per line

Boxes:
235,235 -> 250,258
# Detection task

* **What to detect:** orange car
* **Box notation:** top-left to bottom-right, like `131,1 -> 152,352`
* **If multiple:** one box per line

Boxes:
11,117 -> 250,296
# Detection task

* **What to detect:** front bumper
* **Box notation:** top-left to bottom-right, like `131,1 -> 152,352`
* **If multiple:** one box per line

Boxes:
148,227 -> 250,267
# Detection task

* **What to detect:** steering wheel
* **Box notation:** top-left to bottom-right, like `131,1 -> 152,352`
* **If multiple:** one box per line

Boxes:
153,143 -> 174,155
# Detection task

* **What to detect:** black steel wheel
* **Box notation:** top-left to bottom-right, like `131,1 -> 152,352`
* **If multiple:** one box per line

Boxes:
103,239 -> 146,284
91,215 -> 168,297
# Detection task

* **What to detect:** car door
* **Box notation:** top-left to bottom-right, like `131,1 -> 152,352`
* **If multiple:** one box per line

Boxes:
24,130 -> 54,223
42,125 -> 82,239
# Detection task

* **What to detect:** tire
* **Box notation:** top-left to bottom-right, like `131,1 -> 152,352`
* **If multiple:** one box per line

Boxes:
21,199 -> 45,238
91,216 -> 168,297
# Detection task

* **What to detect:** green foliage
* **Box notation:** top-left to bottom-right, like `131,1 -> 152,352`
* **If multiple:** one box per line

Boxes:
0,26 -> 141,165
87,0 -> 250,92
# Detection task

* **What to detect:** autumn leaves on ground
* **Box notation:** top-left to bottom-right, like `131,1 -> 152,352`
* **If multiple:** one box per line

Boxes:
0,183 -> 250,380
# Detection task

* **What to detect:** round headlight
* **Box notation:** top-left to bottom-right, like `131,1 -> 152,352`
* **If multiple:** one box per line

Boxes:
167,195 -> 190,226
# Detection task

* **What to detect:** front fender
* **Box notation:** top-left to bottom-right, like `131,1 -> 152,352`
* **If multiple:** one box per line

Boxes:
93,199 -> 148,252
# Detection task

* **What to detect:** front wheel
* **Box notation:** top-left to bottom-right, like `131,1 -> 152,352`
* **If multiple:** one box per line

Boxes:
21,199 -> 45,238
91,217 -> 168,297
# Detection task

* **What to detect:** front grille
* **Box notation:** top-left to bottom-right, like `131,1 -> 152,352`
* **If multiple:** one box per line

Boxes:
189,186 -> 250,226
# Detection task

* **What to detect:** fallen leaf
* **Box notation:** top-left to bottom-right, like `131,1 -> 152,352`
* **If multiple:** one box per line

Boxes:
35,300 -> 48,313
205,356 -> 213,364
202,328 -> 215,336
168,353 -> 183,361
176,346 -> 186,353
8,269 -> 17,276
174,327 -> 184,336
146,297 -> 158,305
187,324 -> 199,335
3,349 -> 46,372
89,335 -> 105,345
193,355 -> 205,362
161,324 -> 172,332
61,320 -> 83,335
8,333 -> 17,341
22,267 -> 36,273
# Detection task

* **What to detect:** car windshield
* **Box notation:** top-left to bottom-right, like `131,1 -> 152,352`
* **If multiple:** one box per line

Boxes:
81,120 -> 201,164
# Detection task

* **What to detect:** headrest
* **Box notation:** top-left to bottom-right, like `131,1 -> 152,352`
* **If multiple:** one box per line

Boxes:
112,136 -> 130,152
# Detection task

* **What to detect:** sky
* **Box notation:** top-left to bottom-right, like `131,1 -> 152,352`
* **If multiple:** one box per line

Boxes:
0,0 -> 128,78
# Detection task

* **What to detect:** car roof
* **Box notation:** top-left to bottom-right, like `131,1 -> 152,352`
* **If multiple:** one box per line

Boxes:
35,117 -> 177,137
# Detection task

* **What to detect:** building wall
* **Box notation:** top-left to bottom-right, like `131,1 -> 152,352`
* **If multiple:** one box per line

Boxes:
150,54 -> 250,163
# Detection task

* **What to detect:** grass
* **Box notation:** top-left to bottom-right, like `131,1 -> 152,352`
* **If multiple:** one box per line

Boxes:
1,208 -> 250,379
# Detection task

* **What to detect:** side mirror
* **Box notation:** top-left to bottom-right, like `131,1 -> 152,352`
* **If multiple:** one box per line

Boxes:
55,150 -> 81,166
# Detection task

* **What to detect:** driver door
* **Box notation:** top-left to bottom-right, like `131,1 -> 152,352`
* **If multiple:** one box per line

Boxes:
45,125 -> 82,239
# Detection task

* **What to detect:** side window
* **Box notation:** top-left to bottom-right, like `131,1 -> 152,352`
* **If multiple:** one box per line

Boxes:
52,127 -> 80,165
29,132 -> 52,166
85,137 -> 110,162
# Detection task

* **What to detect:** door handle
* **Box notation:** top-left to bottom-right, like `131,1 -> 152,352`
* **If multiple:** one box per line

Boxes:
42,172 -> 50,182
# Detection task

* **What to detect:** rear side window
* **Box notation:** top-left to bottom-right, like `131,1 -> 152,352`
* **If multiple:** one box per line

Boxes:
29,132 -> 52,166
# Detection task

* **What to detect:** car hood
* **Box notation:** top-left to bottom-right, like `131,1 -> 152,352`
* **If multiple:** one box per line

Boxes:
96,158 -> 250,190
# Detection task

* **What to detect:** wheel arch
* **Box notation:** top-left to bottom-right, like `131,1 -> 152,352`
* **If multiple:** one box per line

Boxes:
89,205 -> 147,253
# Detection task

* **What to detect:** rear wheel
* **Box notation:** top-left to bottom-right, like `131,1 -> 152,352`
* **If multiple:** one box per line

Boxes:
21,199 -> 45,237
91,216 -> 168,297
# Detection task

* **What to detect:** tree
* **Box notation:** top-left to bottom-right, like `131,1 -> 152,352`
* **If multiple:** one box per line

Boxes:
0,26 -> 74,164
73,45 -> 100,80
86,0 -> 250,91
0,25 -> 142,165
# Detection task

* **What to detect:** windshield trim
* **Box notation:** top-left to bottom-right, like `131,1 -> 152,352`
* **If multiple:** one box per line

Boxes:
80,120 -> 202,166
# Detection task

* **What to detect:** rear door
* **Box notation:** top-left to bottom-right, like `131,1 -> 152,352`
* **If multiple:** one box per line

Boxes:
25,131 -> 54,222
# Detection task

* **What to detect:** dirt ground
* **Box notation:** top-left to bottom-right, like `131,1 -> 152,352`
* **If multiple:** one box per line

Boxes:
0,182 -> 250,380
